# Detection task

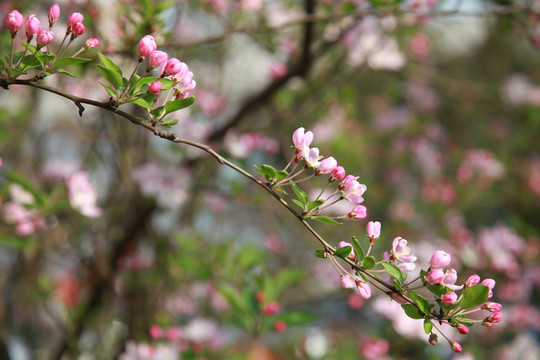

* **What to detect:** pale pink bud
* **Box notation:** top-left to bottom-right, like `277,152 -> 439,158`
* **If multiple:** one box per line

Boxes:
166,326 -> 181,341
25,14 -> 41,37
83,38 -> 99,49
71,22 -> 85,37
482,302 -> 502,312
367,221 -> 381,242
430,250 -> 451,269
149,324 -> 163,339
36,30 -> 55,47
341,275 -> 355,289
457,324 -> 469,335
148,50 -> 168,70
67,12 -> 84,29
428,333 -> 438,345
426,269 -> 445,285
356,280 -> 371,299
440,292 -> 457,305
450,341 -> 462,353
164,57 -> 183,76
466,274 -> 480,287
317,157 -> 337,174
485,312 -> 503,323
292,127 -> 313,150
443,269 -> 459,287
148,80 -> 162,94
339,175 -> 359,190
6,10 -> 24,35
48,4 -> 60,26
262,301 -> 280,315
348,205 -> 367,219
482,278 -> 496,289
330,166 -> 345,181
138,35 -> 157,58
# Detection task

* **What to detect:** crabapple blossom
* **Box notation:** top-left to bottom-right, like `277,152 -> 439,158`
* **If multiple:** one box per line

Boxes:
71,22 -> 85,37
430,250 -> 451,269
384,237 -> 417,271
25,14 -> 41,38
465,274 -> 480,287
341,275 -> 355,289
292,127 -> 313,152
429,333 -> 438,345
348,205 -> 367,219
149,324 -> 163,339
164,58 -> 183,76
84,38 -> 99,49
366,221 -> 381,243
262,301 -> 280,315
330,166 -> 345,181
457,324 -> 469,335
482,302 -> 502,312
166,326 -> 181,341
427,268 -> 445,284
269,62 -> 287,78
342,180 -> 367,204
48,4 -> 60,27
482,278 -> 496,297
303,146 -> 321,168
67,12 -> 84,31
148,50 -> 168,71
6,10 -> 24,36
149,80 -> 162,94
356,280 -> 371,299
485,311 -> 503,323
138,35 -> 157,59
339,175 -> 359,190
442,269 -> 463,290
338,241 -> 354,258
67,171 -> 102,218
451,341 -> 462,353
440,292 -> 457,305
36,30 -> 54,47
274,320 -> 287,332
317,157 -> 337,174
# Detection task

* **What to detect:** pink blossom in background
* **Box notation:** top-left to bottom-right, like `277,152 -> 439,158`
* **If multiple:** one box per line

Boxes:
373,107 -> 412,132
54,273 -> 80,308
358,337 -> 390,360
241,0 -> 263,12
408,32 -> 431,61
478,224 -> 525,275
269,62 -> 287,79
405,80 -> 439,112
67,171 -> 102,217
265,234 -> 286,253
41,159 -> 80,180
347,293 -> 364,309
224,131 -> 279,158
457,149 -> 505,184
195,90 -> 227,117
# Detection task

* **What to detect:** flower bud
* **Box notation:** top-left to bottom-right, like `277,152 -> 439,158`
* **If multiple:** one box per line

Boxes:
317,157 -> 337,175
262,301 -> 281,315
450,341 -> 462,353
428,333 -> 438,345
440,292 -> 458,305
341,275 -> 355,289
483,321 -> 495,327
330,166 -> 345,181
367,221 -> 381,242
339,175 -> 359,190
36,30 -> 55,47
25,14 -> 41,37
67,12 -> 84,30
148,50 -> 168,70
138,35 -> 157,59
274,320 -> 286,332
48,4 -> 60,26
485,312 -> 503,323
465,274 -> 480,287
6,10 -> 24,36
482,302 -> 502,312
429,250 -> 451,269
148,80 -> 162,94
71,22 -> 85,37
457,324 -> 469,335
426,268 -> 445,285
256,291 -> 265,302
482,278 -> 496,289
83,38 -> 100,49
348,205 -> 367,219
356,280 -> 371,299
164,58 -> 183,76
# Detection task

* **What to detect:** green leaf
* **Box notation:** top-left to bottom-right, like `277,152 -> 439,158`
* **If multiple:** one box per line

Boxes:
134,76 -> 158,93
312,216 -> 341,225
161,118 -> 178,128
0,57 -> 5,71
97,52 -> 122,74
150,106 -> 165,118
54,57 -> 92,67
363,256 -> 375,269
6,67 -> 26,77
159,78 -> 174,90
423,319 -> 433,334
275,269 -> 303,290
314,249 -> 326,258
352,236 -> 365,261
98,82 -> 117,98
260,164 -> 277,181
56,68 -> 77,77
277,311 -> 315,326
132,94 -> 156,109
292,199 -> 305,211
333,246 -> 351,259
36,54 -> 55,67
97,64 -> 123,90
276,170 -> 288,182
290,183 -> 309,205
409,292 -> 432,315
164,96 -> 195,115
307,199 -> 324,211
217,283 -> 247,313
427,285 -> 449,298
461,285 -> 489,310
381,261 -> 404,283
401,304 -> 424,320
17,40 -> 37,54
20,55 -> 41,68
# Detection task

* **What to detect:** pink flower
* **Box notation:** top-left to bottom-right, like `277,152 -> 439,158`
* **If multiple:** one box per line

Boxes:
428,333 -> 438,345
485,311 -> 503,323
457,324 -> 469,335
274,320 -> 287,332
303,146 -> 321,168
482,278 -> 496,298
465,274 -> 480,287
384,237 -> 417,267
426,268 -> 445,284
339,175 -> 359,190
138,35 -> 157,58
36,30 -> 55,47
330,166 -> 345,181
84,38 -> 100,49
48,4 -> 60,26
166,326 -> 181,341
358,337 -> 389,360
149,324 -> 163,339
482,302 -> 502,312
366,221 -> 381,242
317,157 -> 337,174
356,280 -> 371,299
148,80 -> 162,94
71,22 -> 85,37
348,205 -> 367,219
440,292 -> 457,305
67,12 -> 84,30
450,341 -> 462,353
342,180 -> 367,204
292,127 -> 313,152
269,62 -> 287,78
442,269 -> 463,290
341,275 -> 355,289
148,50 -> 168,70
429,250 -> 451,269
164,58 -> 183,76
262,301 -> 281,315
67,171 -> 102,218
25,14 -> 41,37
6,10 -> 24,35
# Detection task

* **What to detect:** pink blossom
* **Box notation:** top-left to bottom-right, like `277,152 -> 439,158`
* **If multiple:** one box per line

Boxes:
54,274 -> 79,308
330,166 -> 345,181
441,292 -> 458,305
164,58 -> 183,76
166,326 -> 181,341
430,250 -> 451,269
138,35 -> 157,59
36,30 -> 54,47
358,337 -> 389,360
342,180 -> 367,204
262,301 -> 281,315
149,324 -> 163,339
366,221 -> 381,242
426,268 -> 445,285
84,38 -> 100,49
443,269 -> 463,290
428,333 -> 438,345
269,62 -> 287,79
482,302 -> 502,312
384,237 -> 417,265
457,324 -> 469,335
67,12 -> 84,30
6,10 -> 24,35
71,22 -> 85,36
450,341 -> 462,353
482,278 -> 496,298
466,274 -> 480,287
48,4 -> 60,26
485,312 -> 503,323
303,146 -> 321,168
148,50 -> 168,74
274,320 -> 287,332
348,293 -> 364,309
348,205 -> 367,219
25,14 -> 41,37
317,157 -> 337,174
356,280 -> 371,299
148,80 -> 162,94
292,127 -> 314,152
67,171 -> 102,217
341,275 -> 355,289
339,175 -> 359,190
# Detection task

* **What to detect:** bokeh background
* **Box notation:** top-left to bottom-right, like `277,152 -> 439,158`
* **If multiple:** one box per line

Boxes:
1,0 -> 539,359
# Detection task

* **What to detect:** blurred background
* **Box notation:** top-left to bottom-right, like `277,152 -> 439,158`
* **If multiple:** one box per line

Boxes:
1,0 -> 539,359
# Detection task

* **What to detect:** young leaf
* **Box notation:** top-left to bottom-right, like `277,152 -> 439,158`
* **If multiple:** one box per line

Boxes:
36,54 -> 55,67
6,67 -> 26,77
312,216 -> 341,225
352,236 -> 365,261
159,78 -> 174,90
381,261 -> 404,283
260,164 -> 278,181
132,94 -> 156,109
277,311 -> 315,326
333,246 -> 351,259
161,118 -> 178,128
149,106 -> 165,118
164,96 -> 195,115
290,183 -> 309,205
97,64 -> 123,90
423,319 -> 433,334
20,55 -> 42,68
314,249 -> 326,258
409,292 -> 432,315
98,82 -> 117,98
363,256 -> 376,269
292,199 -> 305,211
97,52 -> 122,74
56,68 -> 77,77
307,199 -> 324,211
17,40 -> 37,54
401,304 -> 424,320
461,285 -> 489,310
275,170 -> 288,182
54,57 -> 92,68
